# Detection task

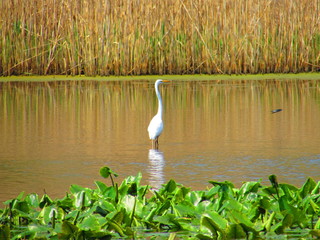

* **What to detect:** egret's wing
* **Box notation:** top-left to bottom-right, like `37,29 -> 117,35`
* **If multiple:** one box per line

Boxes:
147,116 -> 163,140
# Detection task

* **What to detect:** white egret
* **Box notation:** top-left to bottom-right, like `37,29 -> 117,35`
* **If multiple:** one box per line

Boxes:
148,79 -> 170,149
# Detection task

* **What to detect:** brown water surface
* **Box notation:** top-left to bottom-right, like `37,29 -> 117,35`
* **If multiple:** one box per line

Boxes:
0,79 -> 319,203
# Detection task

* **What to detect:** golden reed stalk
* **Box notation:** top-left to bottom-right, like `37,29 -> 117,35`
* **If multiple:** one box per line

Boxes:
0,0 -> 319,76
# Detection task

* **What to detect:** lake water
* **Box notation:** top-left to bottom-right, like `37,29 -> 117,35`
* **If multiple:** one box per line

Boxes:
0,79 -> 319,203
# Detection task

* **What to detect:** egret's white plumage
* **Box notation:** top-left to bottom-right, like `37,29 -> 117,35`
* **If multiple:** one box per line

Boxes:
148,116 -> 163,140
148,79 -> 170,149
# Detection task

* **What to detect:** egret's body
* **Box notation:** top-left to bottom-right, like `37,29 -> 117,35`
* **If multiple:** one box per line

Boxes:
148,79 -> 169,149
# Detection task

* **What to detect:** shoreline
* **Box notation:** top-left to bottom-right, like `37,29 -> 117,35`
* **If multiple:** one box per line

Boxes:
1,72 -> 320,82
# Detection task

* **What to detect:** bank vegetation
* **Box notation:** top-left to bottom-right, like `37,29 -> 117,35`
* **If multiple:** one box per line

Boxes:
1,0 -> 319,76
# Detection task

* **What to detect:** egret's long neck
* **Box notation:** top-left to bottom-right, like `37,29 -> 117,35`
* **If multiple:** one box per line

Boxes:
155,83 -> 163,119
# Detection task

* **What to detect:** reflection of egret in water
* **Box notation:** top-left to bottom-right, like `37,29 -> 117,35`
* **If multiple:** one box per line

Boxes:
148,149 -> 165,190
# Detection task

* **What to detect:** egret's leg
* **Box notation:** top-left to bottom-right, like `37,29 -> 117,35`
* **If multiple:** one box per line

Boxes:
155,137 -> 159,149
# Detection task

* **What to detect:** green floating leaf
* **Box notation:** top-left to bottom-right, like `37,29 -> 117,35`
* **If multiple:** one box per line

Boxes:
127,182 -> 138,196
310,229 -> 320,237
208,180 -> 234,189
262,186 -> 278,198
264,211 -> 276,232
145,207 -> 157,223
223,199 -> 246,212
106,219 -> 125,237
94,205 -> 109,217
78,215 -> 101,231
168,233 -> 177,240
259,197 -> 271,210
195,233 -> 214,239
27,224 -> 53,238
100,166 -> 112,178
39,194 -> 53,209
208,180 -> 235,203
156,200 -> 171,215
174,187 -> 190,201
100,166 -> 118,178
109,209 -> 125,225
279,184 -> 297,201
164,179 -> 177,193
154,214 -> 182,231
120,195 -> 136,214
268,175 -> 279,198
60,220 -> 79,237
311,181 -> 320,194
187,191 -> 203,205
0,225 -> 10,240
154,214 -> 176,226
314,216 -> 320,229
227,224 -> 247,239
70,184 -> 85,194
238,181 -> 261,198
228,209 -> 254,228
278,196 -> 307,226
299,177 -> 317,198
201,215 -> 226,238
303,196 -> 319,215
39,205 -> 64,225
282,213 -> 294,228
206,211 -> 228,230
202,186 -> 219,200
95,181 -> 108,194
56,194 -> 73,210
75,191 -> 91,209
16,191 -> 25,200
12,200 -> 30,214
25,193 -> 39,208
275,213 -> 293,234
269,175 -> 278,188
173,201 -> 196,217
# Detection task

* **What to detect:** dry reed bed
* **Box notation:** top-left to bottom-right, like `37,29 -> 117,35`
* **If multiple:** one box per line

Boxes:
1,0 -> 319,76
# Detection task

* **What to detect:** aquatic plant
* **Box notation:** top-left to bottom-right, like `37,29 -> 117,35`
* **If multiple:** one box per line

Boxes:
1,0 -> 319,76
0,167 -> 319,239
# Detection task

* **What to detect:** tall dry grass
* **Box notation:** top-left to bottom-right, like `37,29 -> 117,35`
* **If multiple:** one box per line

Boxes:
0,0 -> 319,76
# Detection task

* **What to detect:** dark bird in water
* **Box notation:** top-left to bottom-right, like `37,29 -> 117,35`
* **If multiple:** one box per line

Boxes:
271,109 -> 282,114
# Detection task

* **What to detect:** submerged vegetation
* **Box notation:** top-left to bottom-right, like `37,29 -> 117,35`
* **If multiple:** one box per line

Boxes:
1,0 -> 319,76
0,167 -> 319,239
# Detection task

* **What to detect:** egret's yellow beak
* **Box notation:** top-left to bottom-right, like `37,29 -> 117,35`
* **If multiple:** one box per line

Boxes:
162,80 -> 170,83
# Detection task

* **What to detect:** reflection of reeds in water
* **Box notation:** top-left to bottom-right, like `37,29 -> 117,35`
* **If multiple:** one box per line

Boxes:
0,81 -> 161,158
1,80 -> 318,150
148,149 -> 165,190
1,0 -> 319,76
164,80 -> 320,156
1,80 -> 319,135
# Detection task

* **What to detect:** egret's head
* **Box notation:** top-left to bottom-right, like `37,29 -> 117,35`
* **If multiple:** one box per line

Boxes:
156,79 -> 170,85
